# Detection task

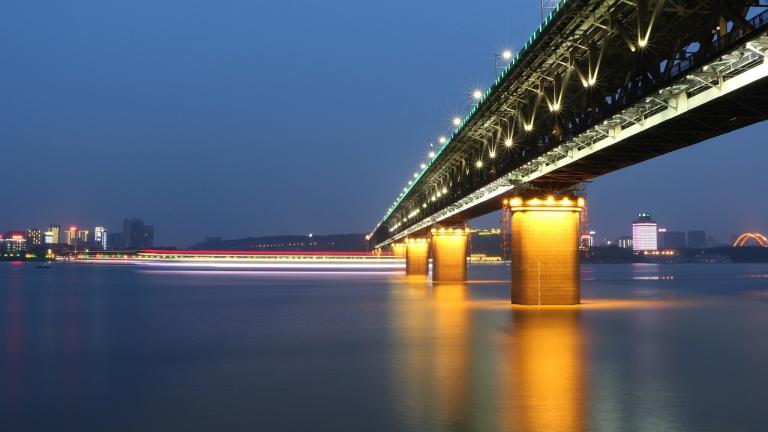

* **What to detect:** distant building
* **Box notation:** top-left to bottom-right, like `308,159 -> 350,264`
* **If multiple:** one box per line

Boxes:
687,230 -> 706,248
63,226 -> 78,245
44,231 -> 55,244
26,228 -> 42,246
632,213 -> 658,251
47,225 -> 61,244
123,218 -> 154,249
78,229 -> 90,243
1,232 -> 27,255
107,232 -> 124,250
662,231 -> 686,249
94,227 -> 108,250
617,235 -> 633,249
143,225 -> 154,249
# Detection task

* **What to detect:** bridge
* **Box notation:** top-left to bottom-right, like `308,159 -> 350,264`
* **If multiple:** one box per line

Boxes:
369,0 -> 768,305
733,232 -> 768,246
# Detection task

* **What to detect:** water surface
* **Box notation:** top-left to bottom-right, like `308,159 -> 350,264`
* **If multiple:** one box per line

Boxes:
1,262 -> 767,431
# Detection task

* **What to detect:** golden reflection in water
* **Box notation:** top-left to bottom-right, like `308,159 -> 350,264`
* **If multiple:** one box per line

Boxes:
503,308 -> 585,432
432,283 -> 470,429
390,282 -> 586,432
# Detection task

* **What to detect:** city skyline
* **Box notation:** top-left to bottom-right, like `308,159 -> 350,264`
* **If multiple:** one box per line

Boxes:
0,209 -> 753,249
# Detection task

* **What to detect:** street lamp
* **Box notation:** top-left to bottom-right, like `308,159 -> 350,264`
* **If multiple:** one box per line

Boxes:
495,49 -> 514,74
468,89 -> 484,111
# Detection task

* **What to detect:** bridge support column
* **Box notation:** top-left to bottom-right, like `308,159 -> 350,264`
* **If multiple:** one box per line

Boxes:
430,226 -> 469,283
507,196 -> 585,305
405,238 -> 430,277
391,242 -> 406,258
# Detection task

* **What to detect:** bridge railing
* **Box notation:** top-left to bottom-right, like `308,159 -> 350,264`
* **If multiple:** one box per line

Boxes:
671,9 -> 768,79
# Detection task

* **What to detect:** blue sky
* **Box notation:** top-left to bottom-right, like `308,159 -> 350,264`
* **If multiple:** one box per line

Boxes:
2,0 -> 766,246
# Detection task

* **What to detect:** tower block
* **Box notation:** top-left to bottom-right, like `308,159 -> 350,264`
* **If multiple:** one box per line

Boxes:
405,238 -> 430,277
507,196 -> 584,305
430,226 -> 469,283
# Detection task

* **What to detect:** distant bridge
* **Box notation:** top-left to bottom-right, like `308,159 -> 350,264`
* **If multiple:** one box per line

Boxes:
370,0 -> 768,305
733,232 -> 768,246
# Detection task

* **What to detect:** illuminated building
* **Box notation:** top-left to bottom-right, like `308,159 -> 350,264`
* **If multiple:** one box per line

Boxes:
48,225 -> 61,244
580,230 -> 595,248
632,213 -> 657,251
44,231 -> 54,244
78,229 -> 90,243
26,228 -> 42,245
63,226 -> 78,245
1,233 -> 27,255
94,227 -> 108,250
617,235 -> 633,249
687,230 -> 706,248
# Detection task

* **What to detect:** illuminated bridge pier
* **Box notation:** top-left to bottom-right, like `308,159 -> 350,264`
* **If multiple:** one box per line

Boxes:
430,226 -> 469,283
506,196 -> 584,306
403,227 -> 470,282
391,242 -> 407,258
405,237 -> 430,277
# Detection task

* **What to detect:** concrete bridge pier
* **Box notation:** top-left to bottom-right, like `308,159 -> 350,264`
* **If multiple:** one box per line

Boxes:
506,196 -> 584,305
405,238 -> 430,277
430,226 -> 469,283
391,242 -> 406,258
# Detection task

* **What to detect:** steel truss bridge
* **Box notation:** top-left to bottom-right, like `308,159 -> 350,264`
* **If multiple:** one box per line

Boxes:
371,0 -> 768,248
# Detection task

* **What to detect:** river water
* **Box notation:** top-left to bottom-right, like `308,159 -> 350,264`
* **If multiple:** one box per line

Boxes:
1,262 -> 767,431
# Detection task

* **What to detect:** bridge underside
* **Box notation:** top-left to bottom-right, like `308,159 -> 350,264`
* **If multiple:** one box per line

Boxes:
444,72 -> 768,224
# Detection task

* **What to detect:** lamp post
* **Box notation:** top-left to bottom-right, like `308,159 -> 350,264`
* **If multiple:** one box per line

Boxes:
495,49 -> 514,75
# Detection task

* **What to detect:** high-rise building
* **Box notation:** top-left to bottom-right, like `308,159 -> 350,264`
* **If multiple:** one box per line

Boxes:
26,228 -> 42,246
662,230 -> 686,249
617,235 -> 633,249
44,231 -> 55,244
107,232 -> 124,250
687,230 -> 706,248
123,218 -> 154,249
48,225 -> 61,244
632,213 -> 658,251
124,218 -> 142,249
78,230 -> 89,243
581,230 -> 595,248
94,227 -> 108,250
63,226 -> 78,245
143,225 -> 154,249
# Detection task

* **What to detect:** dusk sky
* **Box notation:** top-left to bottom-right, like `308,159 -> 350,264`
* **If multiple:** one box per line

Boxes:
3,0 -> 768,246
